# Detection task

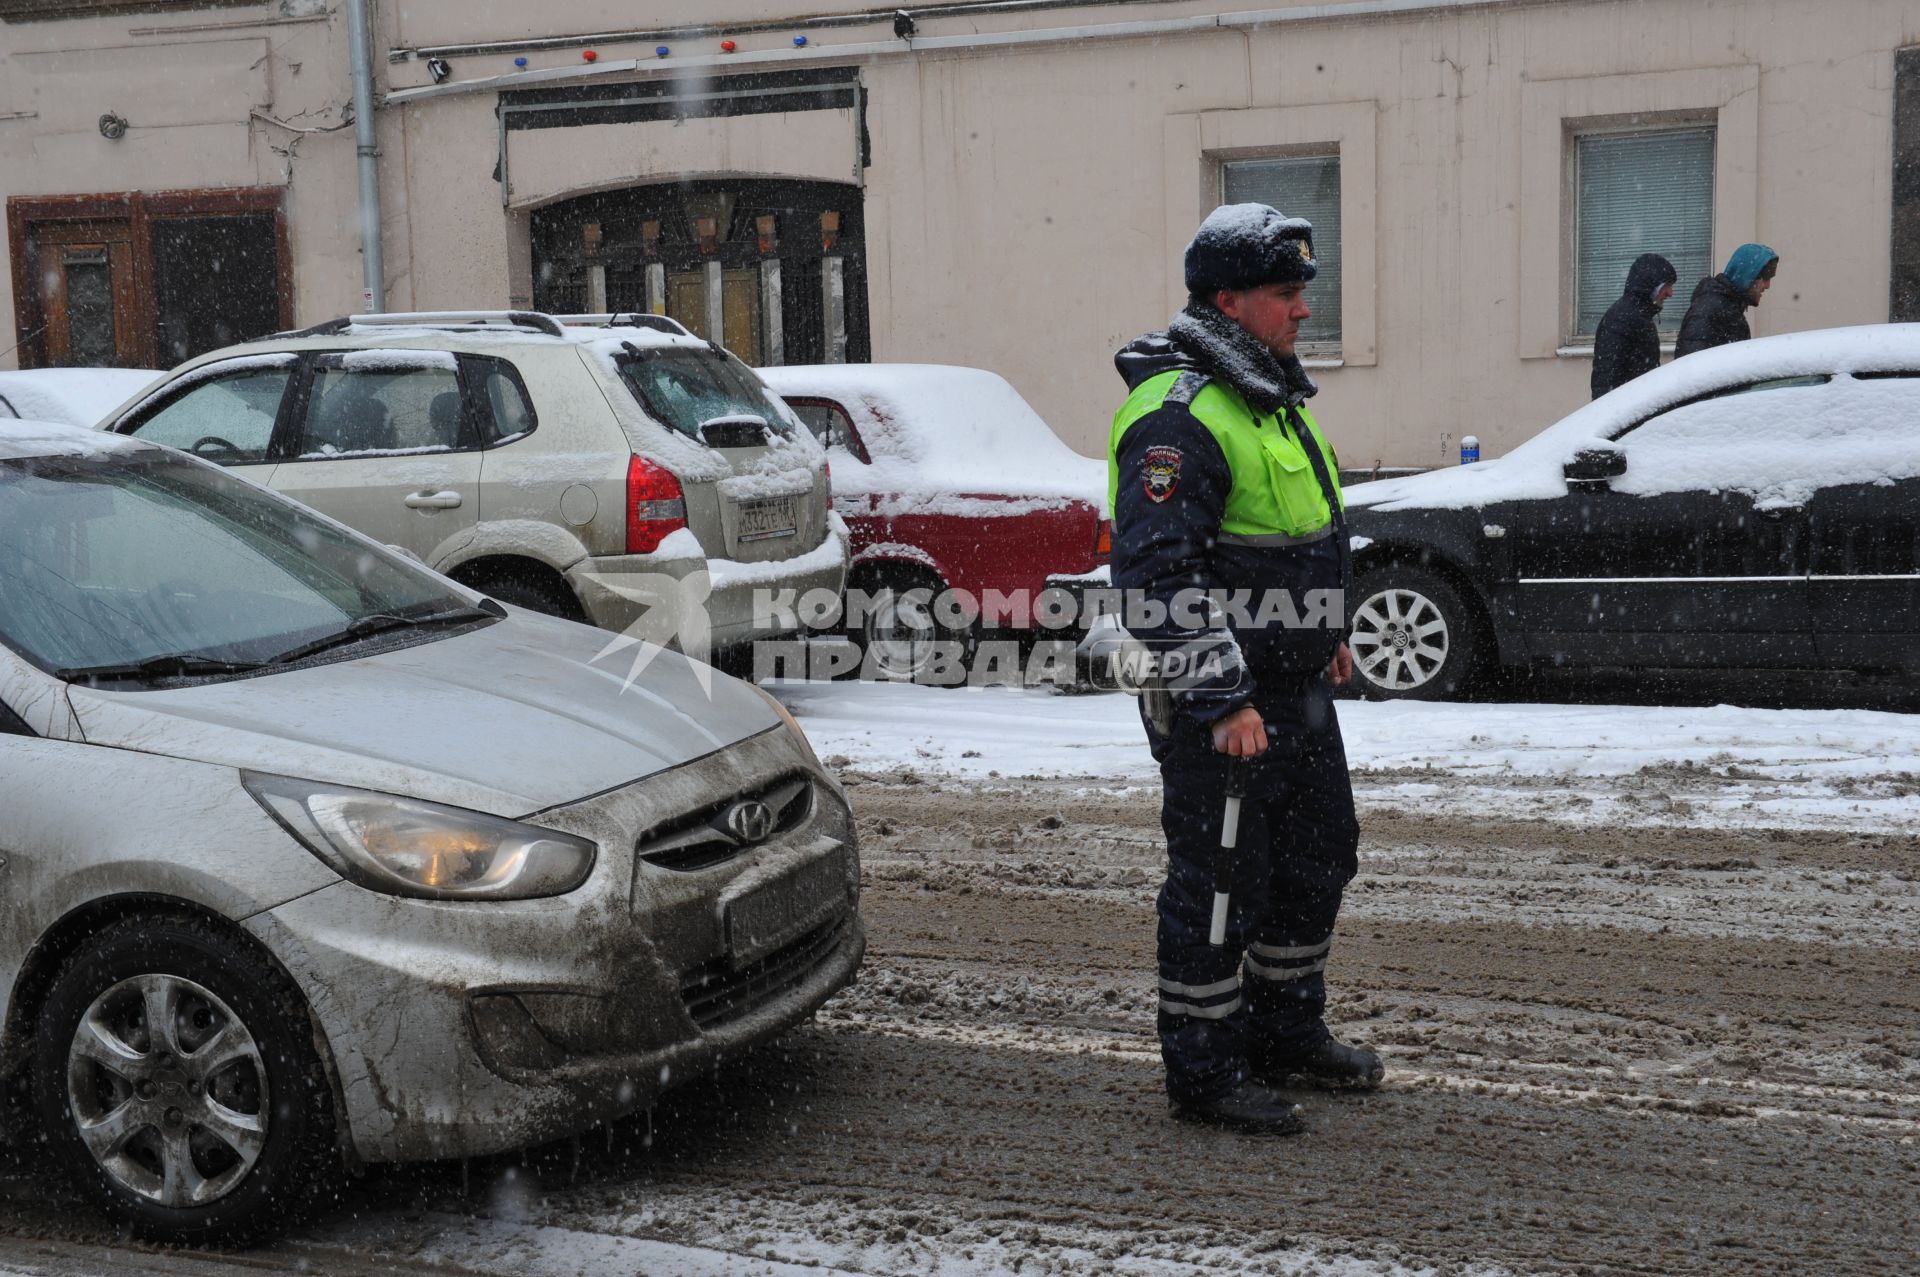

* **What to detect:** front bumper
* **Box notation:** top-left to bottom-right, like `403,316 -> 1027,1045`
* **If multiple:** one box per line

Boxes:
568,526 -> 849,654
246,728 -> 863,1164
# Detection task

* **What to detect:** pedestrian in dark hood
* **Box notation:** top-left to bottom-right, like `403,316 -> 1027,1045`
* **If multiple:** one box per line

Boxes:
1590,253 -> 1677,399
1675,243 -> 1780,358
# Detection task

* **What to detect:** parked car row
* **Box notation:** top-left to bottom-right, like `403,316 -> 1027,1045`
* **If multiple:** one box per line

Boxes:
0,313 -> 1115,1242
0,312 -> 892,1244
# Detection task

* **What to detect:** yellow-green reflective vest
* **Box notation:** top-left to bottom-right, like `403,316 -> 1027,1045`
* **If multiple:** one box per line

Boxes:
1108,371 -> 1344,541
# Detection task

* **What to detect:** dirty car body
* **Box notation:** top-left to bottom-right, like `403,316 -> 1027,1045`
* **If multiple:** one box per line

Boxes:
0,422 -> 862,1241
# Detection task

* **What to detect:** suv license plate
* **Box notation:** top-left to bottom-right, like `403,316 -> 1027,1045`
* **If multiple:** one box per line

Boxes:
737,496 -> 798,543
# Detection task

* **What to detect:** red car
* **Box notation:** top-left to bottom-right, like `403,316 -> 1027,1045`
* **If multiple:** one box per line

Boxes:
760,364 -> 1109,676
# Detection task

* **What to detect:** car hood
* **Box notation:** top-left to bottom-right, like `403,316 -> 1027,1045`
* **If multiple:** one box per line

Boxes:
1345,459 -> 1519,513
68,610 -> 781,816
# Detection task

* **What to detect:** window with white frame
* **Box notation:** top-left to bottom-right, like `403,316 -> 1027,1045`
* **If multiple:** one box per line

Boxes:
1222,155 -> 1341,350
1573,126 -> 1715,340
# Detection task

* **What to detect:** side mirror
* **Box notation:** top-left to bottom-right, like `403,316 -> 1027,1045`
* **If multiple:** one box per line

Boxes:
1563,448 -> 1626,487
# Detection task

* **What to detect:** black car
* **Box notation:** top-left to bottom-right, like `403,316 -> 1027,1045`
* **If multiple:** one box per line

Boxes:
1342,326 -> 1920,699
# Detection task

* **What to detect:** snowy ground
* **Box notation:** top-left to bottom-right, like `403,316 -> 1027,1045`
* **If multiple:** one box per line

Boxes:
1,683 -> 1914,1276
774,681 -> 1920,833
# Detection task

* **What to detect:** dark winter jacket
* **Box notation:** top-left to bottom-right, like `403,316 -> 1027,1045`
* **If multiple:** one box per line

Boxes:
1675,246 -> 1778,358
1590,253 -> 1675,399
1108,327 -> 1349,723
1674,275 -> 1755,358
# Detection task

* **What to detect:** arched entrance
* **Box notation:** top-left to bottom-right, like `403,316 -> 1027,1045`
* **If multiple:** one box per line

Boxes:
529,179 -> 868,367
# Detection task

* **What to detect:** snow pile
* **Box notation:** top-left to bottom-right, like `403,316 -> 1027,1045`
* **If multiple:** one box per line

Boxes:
758,364 -> 1106,510
1348,324 -> 1920,512
0,368 -> 163,428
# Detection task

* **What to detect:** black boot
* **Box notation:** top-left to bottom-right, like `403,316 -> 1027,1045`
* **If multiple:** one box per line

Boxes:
1169,1080 -> 1308,1135
1252,1035 -> 1384,1091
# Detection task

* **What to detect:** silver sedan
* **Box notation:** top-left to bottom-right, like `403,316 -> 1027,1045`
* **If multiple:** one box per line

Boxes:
0,421 -> 863,1245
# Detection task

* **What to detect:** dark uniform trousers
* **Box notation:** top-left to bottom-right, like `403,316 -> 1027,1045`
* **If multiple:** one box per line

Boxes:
1145,675 -> 1359,1103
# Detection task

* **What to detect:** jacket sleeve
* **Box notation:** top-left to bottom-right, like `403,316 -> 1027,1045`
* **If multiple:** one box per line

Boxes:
1109,405 -> 1253,723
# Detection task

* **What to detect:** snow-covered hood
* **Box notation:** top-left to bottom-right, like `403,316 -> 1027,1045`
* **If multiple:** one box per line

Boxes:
68,611 -> 781,816
0,369 -> 163,428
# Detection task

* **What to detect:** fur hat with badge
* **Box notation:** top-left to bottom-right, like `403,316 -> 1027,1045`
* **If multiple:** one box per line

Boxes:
1184,203 -> 1318,296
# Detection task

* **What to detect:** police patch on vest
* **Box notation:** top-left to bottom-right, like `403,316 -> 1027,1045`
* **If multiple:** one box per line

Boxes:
1142,445 -> 1183,503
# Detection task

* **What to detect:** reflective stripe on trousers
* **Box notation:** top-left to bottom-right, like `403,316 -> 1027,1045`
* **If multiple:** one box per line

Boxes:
1158,973 -> 1242,1020
1245,938 -> 1331,983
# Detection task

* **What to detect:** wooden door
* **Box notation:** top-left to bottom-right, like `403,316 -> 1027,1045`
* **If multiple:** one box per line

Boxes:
30,221 -> 143,368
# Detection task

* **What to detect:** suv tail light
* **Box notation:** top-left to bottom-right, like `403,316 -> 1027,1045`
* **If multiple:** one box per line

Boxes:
627,455 -> 688,554
1095,518 -> 1112,558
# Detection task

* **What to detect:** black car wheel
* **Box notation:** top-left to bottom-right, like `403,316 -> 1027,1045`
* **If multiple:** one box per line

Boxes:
1349,564 -> 1481,700
849,574 -> 975,685
34,913 -> 337,1246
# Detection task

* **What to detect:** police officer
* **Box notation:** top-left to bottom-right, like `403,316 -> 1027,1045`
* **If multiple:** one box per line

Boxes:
1109,204 -> 1383,1134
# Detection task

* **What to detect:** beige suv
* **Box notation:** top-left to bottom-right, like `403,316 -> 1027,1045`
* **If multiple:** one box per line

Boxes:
99,311 -> 845,655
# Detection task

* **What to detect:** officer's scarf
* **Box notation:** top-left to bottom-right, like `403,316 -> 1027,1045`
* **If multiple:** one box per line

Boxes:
1167,301 -> 1318,417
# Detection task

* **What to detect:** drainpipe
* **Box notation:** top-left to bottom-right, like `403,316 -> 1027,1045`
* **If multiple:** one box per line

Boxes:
347,0 -> 386,312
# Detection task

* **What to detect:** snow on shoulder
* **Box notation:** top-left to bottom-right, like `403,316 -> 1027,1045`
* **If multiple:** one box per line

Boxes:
1347,324 -> 1920,513
757,363 -> 1105,506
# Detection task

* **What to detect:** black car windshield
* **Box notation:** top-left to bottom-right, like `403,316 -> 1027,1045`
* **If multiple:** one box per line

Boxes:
0,448 -> 482,680
614,347 -> 793,441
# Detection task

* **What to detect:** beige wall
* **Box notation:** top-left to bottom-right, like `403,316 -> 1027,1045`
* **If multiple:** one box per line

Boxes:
6,0 -> 1916,466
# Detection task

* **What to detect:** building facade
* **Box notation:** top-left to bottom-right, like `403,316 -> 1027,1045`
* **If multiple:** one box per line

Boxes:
4,0 -> 1918,464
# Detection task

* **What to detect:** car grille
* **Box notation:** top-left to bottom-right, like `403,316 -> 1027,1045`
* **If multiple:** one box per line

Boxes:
635,775 -> 814,872
679,914 -> 851,1030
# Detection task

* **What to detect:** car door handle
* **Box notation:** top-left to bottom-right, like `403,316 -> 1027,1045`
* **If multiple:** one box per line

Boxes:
403,490 -> 463,510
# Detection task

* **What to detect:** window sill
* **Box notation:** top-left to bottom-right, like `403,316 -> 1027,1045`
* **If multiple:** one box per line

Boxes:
1556,342 -> 1679,359
1301,356 -> 1345,370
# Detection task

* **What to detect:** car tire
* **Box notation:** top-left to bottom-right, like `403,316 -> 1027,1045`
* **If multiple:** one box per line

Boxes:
847,573 -> 975,686
478,567 -> 587,623
33,912 -> 338,1246
1348,563 -> 1482,701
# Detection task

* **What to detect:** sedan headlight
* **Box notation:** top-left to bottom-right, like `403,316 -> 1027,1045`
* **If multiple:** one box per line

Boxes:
243,772 -> 597,900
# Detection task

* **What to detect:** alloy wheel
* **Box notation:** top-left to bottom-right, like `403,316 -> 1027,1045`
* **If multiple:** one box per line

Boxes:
1350,586 -> 1452,693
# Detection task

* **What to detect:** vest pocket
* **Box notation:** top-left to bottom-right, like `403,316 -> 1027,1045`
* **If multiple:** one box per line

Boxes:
1256,431 -> 1329,535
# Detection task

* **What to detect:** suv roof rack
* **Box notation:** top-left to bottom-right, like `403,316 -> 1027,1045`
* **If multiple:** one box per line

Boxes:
274,310 -> 569,339
552,313 -> 694,337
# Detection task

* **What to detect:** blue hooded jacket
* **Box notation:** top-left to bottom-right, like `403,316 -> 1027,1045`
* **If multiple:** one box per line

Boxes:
1724,243 -> 1780,292
1676,244 -> 1779,358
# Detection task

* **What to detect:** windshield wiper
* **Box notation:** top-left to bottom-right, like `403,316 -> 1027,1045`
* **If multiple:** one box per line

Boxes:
56,653 -> 266,683
263,606 -> 496,667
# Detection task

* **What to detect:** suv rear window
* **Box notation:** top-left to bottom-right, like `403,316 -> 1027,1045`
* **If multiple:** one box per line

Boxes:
613,348 -> 792,442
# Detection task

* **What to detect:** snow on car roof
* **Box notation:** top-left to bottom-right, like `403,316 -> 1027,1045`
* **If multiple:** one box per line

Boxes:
758,363 -> 1105,506
1348,324 -> 1920,512
0,417 -> 146,461
0,368 -> 163,428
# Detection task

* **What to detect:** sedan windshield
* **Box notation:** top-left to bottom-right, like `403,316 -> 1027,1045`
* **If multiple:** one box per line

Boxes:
0,448 -> 485,681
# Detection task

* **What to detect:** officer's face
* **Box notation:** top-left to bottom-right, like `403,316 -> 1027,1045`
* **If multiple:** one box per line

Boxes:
1216,283 -> 1312,357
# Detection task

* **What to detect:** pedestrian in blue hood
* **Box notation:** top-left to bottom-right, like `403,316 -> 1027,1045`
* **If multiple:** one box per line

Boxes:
1675,243 -> 1779,358
1590,253 -> 1677,399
